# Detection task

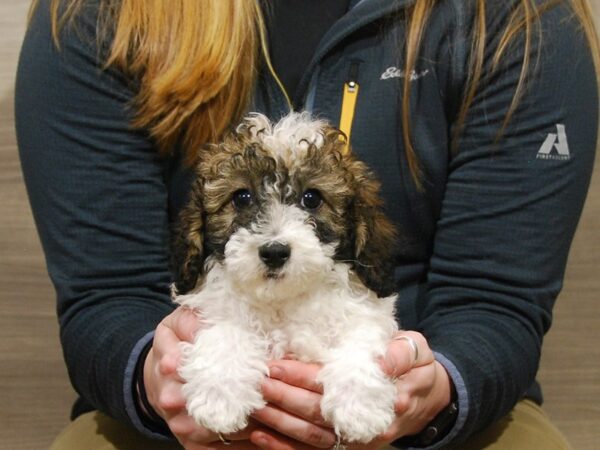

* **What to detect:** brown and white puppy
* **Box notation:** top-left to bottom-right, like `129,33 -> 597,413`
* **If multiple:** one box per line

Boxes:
172,112 -> 399,443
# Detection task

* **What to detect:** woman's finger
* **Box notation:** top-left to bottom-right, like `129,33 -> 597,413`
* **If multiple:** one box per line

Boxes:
168,413 -> 262,447
382,331 -> 434,378
260,377 -> 329,426
161,306 -> 202,343
147,337 -> 186,384
392,361 -> 453,436
155,378 -> 187,415
250,427 -> 337,450
252,404 -> 337,448
181,435 -> 262,450
267,360 -> 323,393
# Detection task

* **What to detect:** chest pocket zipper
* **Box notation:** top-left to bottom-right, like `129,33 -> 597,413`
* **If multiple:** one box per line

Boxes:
339,61 -> 361,154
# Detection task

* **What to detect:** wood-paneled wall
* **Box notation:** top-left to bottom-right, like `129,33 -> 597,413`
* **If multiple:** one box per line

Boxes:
0,2 -> 77,449
0,1 -> 598,449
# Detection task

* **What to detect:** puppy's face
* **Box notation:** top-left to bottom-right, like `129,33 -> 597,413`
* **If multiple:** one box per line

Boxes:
173,113 -> 396,299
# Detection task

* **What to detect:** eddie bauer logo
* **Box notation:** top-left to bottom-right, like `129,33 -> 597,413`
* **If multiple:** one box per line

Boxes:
536,124 -> 571,161
380,67 -> 429,81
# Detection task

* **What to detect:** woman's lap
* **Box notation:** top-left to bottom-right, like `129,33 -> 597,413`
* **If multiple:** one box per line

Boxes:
50,411 -> 182,450
458,399 -> 572,450
51,399 -> 572,450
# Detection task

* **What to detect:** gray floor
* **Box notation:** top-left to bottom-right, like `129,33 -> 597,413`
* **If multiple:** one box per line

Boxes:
1,1 -> 599,449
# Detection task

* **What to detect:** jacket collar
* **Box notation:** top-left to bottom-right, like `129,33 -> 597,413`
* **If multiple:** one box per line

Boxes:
319,0 -> 414,59
294,0 -> 415,100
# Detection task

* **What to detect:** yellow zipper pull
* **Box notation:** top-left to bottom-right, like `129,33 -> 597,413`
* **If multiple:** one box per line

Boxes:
339,61 -> 361,155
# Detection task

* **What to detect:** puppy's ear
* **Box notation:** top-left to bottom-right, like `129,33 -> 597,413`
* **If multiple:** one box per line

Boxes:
349,160 -> 398,297
171,181 -> 205,294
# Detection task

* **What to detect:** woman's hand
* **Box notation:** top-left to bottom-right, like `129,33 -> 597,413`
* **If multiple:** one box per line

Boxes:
249,360 -> 338,449
249,331 -> 452,450
376,331 -> 452,445
143,307 -> 260,449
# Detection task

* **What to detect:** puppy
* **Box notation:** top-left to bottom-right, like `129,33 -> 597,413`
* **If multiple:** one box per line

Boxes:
172,112 -> 399,443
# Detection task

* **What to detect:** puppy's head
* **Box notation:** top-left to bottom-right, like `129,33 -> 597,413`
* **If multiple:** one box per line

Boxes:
172,112 -> 397,299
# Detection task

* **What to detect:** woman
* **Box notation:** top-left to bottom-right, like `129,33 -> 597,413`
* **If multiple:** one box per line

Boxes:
15,0 -> 599,449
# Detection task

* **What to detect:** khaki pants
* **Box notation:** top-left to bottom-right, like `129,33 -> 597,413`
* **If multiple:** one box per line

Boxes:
50,400 -> 572,450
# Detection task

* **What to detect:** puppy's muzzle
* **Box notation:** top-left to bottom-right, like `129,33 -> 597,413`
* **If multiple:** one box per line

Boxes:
258,242 -> 291,269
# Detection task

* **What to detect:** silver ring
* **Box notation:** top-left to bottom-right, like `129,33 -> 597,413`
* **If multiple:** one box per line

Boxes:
393,335 -> 419,364
217,432 -> 232,445
332,435 -> 347,450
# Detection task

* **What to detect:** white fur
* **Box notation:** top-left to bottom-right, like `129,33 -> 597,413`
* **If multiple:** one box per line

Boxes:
238,112 -> 328,165
176,114 -> 399,443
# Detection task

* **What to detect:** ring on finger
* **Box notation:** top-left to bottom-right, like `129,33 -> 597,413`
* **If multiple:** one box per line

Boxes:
393,335 -> 419,365
217,432 -> 232,445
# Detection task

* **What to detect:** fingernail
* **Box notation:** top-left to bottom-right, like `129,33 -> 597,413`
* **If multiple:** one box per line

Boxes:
253,433 -> 269,448
269,365 -> 283,379
383,353 -> 396,375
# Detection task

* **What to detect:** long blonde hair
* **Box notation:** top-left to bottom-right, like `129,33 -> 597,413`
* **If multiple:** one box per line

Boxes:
39,0 -> 263,165
34,0 -> 599,178
402,0 -> 599,185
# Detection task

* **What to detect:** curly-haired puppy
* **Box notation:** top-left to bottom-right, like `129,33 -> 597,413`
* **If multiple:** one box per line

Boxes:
172,112 -> 399,443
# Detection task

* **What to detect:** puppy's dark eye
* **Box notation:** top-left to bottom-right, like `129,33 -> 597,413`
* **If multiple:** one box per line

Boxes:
301,189 -> 323,210
232,189 -> 253,209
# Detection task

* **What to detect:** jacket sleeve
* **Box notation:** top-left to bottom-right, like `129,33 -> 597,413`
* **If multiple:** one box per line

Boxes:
420,2 -> 597,447
15,0 -> 175,436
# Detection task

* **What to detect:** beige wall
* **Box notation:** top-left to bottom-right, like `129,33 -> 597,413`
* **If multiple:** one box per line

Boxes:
0,1 -> 598,449
0,2 -> 78,449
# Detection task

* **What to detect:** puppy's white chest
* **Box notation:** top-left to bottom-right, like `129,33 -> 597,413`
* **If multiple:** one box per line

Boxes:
264,324 -> 331,362
253,290 -> 351,362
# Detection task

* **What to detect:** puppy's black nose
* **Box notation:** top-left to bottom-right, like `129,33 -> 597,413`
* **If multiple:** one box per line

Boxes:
259,242 -> 291,269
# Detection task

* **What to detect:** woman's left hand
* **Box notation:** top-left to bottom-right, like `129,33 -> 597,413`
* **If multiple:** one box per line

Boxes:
249,331 -> 452,449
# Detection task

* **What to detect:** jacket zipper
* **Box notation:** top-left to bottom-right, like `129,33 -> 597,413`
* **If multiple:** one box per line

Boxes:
339,61 -> 361,154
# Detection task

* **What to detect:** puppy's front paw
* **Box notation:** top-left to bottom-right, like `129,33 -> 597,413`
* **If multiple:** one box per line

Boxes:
177,325 -> 270,434
183,380 -> 266,434
320,376 -> 396,443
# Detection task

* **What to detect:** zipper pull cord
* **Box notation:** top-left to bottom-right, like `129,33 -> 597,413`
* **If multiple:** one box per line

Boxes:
339,61 -> 361,154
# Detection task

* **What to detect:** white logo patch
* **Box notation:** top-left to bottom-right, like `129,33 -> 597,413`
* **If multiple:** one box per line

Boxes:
536,124 -> 571,161
380,67 -> 429,81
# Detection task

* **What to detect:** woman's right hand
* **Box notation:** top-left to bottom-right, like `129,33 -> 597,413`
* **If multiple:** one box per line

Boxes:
143,307 -> 260,449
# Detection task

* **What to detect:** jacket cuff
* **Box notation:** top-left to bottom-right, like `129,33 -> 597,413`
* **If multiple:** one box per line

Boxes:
123,331 -> 173,440
393,351 -> 469,449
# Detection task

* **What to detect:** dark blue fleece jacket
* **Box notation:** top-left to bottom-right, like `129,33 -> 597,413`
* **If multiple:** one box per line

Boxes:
15,0 -> 598,448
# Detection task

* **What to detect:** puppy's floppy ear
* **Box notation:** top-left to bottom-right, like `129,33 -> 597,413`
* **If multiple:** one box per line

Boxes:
171,180 -> 205,294
349,159 -> 398,297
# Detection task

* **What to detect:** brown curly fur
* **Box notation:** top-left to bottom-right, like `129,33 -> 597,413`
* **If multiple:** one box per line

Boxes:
172,116 -> 397,296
